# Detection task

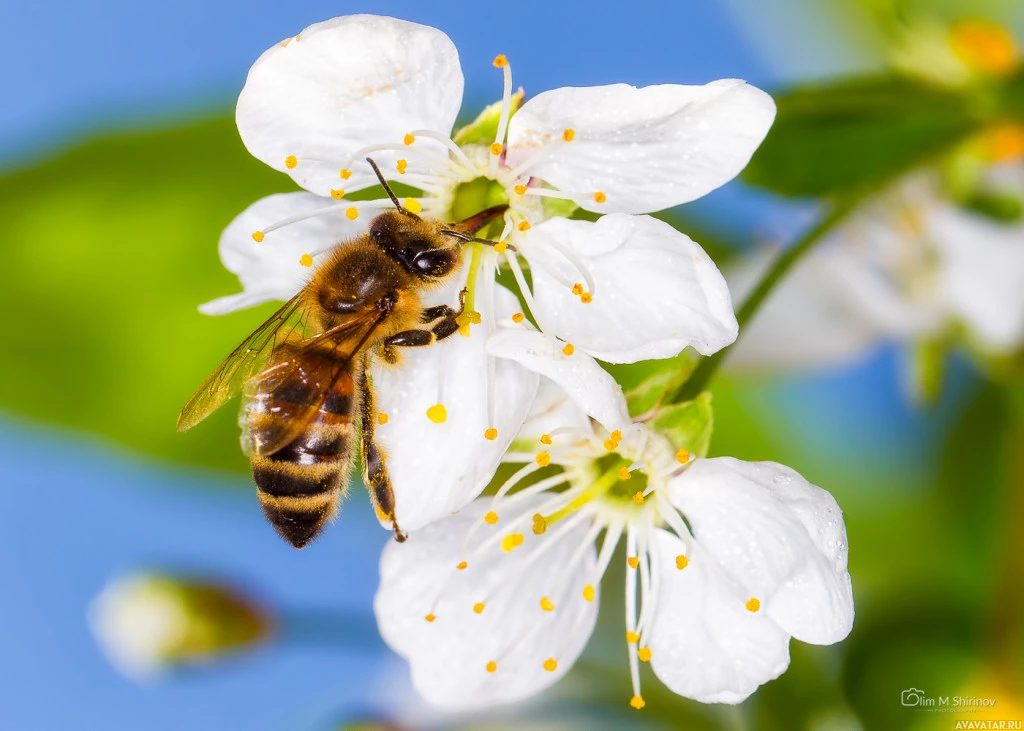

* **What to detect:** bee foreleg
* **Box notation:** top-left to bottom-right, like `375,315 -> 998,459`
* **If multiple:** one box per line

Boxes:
358,365 -> 406,543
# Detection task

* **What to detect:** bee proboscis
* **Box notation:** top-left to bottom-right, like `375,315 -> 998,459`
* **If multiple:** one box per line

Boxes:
178,159 -> 507,548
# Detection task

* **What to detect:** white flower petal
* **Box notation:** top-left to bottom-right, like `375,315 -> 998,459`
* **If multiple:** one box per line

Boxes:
237,15 -> 464,196
525,215 -> 737,361
486,328 -> 630,432
516,377 -> 592,441
372,280 -> 538,532
647,529 -> 791,704
506,80 -> 775,214
668,457 -> 854,645
374,496 -> 599,709
201,192 -> 368,314
928,205 -> 1024,351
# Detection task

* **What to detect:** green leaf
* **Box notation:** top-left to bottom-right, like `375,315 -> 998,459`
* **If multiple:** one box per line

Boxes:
0,116 -> 290,474
743,74 -> 982,197
647,392 -> 713,458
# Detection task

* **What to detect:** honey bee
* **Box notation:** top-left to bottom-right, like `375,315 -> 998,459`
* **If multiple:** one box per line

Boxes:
177,159 -> 507,548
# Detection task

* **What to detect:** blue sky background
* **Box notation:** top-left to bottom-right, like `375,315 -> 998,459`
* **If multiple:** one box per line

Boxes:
0,0 -> 987,728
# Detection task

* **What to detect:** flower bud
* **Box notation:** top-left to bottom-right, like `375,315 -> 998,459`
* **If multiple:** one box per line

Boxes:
89,572 -> 272,680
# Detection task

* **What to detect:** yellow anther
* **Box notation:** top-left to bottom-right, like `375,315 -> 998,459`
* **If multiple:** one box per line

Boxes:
540,596 -> 555,611
484,510 -> 499,525
603,439 -> 619,452
532,513 -> 547,535
345,207 -> 359,220
396,159 -> 408,174
620,468 -> 633,482
330,188 -> 345,200
638,647 -> 652,662
458,324 -> 472,337
632,491 -> 646,505
675,554 -> 689,570
467,311 -> 482,324
489,142 -> 503,156
950,19 -> 1019,75
627,557 -> 639,569
403,133 -> 415,145
251,231 -> 265,243
501,533 -> 524,553
494,241 -> 509,254
493,54 -> 508,68
284,155 -> 297,169
582,584 -> 595,602
513,184 -> 528,195
484,428 -> 499,441
299,253 -> 313,268
486,661 -> 498,672
457,561 -> 468,570
593,191 -> 607,203
473,602 -> 486,614
676,449 -> 691,464
278,37 -> 293,48
339,168 -> 353,180
562,343 -> 575,356
626,631 -> 640,643
512,312 -> 525,323
404,198 -> 422,214
517,221 -> 531,232
543,658 -> 558,672
426,403 -> 447,423
535,451 -> 551,467
580,292 -> 593,304
987,122 -> 1024,163
377,412 -> 389,425
562,128 -> 576,142
746,597 -> 761,613
571,282 -> 584,296
630,695 -> 645,710
610,430 -> 622,441
540,434 -> 553,445
425,613 -> 436,622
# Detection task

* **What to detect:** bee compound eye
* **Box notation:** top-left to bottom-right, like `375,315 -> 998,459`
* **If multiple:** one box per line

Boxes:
411,250 -> 454,276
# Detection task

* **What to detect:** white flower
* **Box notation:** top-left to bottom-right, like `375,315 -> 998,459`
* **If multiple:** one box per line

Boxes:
88,574 -> 271,680
202,14 -> 772,531
727,167 -> 1024,372
374,383 -> 854,710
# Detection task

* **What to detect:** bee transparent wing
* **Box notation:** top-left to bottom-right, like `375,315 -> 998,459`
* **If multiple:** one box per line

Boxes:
176,294 -> 311,432
238,311 -> 386,457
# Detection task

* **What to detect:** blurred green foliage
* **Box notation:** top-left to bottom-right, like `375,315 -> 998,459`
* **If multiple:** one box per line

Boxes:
744,70 -> 1024,197
0,118 -> 284,474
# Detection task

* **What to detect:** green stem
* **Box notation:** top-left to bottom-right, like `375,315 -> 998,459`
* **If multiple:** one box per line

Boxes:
669,194 -> 865,404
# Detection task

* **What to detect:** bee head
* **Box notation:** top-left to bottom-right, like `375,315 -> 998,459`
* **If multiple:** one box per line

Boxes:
368,211 -> 459,279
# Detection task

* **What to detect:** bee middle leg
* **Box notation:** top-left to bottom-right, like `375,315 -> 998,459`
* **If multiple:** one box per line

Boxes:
358,365 -> 406,542
383,287 -> 468,348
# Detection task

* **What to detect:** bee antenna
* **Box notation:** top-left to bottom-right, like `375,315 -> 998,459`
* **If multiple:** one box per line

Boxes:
439,230 -> 517,252
365,157 -> 416,217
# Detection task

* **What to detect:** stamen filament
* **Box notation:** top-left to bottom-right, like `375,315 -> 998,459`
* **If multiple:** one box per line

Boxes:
408,129 -> 478,175
261,200 -> 390,235
625,527 -> 643,702
489,61 -> 514,179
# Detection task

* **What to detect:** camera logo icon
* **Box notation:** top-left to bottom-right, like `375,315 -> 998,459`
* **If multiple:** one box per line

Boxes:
901,688 -> 926,706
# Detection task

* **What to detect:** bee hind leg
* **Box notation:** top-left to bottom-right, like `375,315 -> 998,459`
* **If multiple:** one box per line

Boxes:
359,364 -> 406,542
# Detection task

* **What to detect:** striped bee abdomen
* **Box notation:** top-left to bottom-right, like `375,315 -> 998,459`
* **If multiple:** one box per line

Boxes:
248,365 -> 357,548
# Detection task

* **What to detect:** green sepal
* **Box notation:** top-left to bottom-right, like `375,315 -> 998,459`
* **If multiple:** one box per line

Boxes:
646,392 -> 714,458
623,356 -> 698,417
452,89 -> 524,147
541,194 -> 579,220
